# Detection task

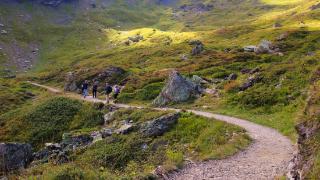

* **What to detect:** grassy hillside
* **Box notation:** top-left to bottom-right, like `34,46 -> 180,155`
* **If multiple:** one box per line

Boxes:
1,0 -> 320,178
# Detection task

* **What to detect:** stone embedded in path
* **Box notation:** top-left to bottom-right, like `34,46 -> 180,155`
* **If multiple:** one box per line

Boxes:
0,143 -> 33,172
153,71 -> 201,106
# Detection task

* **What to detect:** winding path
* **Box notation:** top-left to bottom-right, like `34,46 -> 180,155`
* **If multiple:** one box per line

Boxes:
28,82 -> 295,180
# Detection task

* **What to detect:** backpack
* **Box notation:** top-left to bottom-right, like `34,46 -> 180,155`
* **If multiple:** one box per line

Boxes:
105,86 -> 112,94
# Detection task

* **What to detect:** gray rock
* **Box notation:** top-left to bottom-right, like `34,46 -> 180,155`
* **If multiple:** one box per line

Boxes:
90,131 -> 103,142
254,40 -> 273,54
153,71 -> 201,106
115,123 -> 133,134
0,30 -> 7,35
243,45 -> 257,52
104,112 -> 115,125
191,43 -> 204,56
228,73 -> 238,80
191,75 -> 207,85
94,66 -> 126,85
277,32 -> 289,41
239,75 -> 262,91
140,113 -> 180,137
128,35 -> 144,43
0,143 -> 33,172
100,128 -> 112,138
64,72 -> 78,92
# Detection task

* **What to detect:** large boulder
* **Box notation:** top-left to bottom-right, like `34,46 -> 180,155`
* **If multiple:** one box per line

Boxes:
0,143 -> 33,172
64,72 -> 78,92
140,113 -> 180,137
153,71 -> 201,106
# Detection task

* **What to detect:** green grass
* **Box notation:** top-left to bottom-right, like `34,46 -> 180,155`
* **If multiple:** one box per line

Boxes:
0,96 -> 105,149
21,111 -> 250,179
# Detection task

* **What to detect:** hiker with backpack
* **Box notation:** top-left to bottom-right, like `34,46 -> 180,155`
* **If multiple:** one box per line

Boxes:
92,81 -> 98,99
105,83 -> 113,104
113,85 -> 121,103
82,80 -> 89,98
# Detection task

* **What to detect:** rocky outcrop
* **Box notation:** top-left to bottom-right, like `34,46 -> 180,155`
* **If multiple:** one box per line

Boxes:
93,66 -> 127,85
64,72 -> 78,92
128,35 -> 144,43
0,143 -> 33,172
140,113 -> 180,137
287,68 -> 320,179
153,71 -> 201,106
179,3 -> 213,13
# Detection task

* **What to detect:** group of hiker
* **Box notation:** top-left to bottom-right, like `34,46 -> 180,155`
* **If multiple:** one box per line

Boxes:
81,80 -> 121,104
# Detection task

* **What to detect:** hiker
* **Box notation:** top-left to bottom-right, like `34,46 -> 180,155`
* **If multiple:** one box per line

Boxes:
105,83 -> 113,104
82,80 -> 89,98
92,81 -> 98,99
113,85 -> 121,103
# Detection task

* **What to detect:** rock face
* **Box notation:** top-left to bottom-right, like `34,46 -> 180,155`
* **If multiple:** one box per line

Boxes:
64,72 -> 78,92
94,66 -> 126,85
287,70 -> 320,179
153,71 -> 201,106
0,143 -> 33,172
140,113 -> 180,137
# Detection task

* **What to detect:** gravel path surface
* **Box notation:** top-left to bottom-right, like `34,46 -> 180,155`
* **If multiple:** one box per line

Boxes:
29,82 -> 296,180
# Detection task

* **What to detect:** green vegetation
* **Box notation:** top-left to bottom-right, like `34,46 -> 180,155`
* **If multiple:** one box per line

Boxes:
2,0 -> 320,178
22,111 -> 250,179
0,97 -> 104,149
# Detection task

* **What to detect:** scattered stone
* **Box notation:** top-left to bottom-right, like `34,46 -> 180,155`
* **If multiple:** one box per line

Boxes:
180,54 -> 188,61
191,43 -> 204,56
239,75 -> 262,91
140,113 -> 180,137
153,71 -> 201,106
249,67 -> 260,74
189,40 -> 204,56
254,40 -> 273,54
115,123 -> 133,134
128,35 -> 144,43
0,23 -> 4,27
241,68 -> 251,74
228,73 -> 238,80
273,22 -> 282,28
0,143 -> 33,172
104,111 -> 115,124
1,30 -> 8,34
64,72 -> 78,92
90,131 -> 103,142
100,128 -> 112,138
204,88 -> 219,97
277,32 -> 289,41
243,45 -> 257,52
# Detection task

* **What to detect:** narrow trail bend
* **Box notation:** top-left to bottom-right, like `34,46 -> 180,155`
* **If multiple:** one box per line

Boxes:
28,82 -> 296,180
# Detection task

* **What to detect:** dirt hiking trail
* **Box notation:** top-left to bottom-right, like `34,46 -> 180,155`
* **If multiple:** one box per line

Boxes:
29,82 -> 296,180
